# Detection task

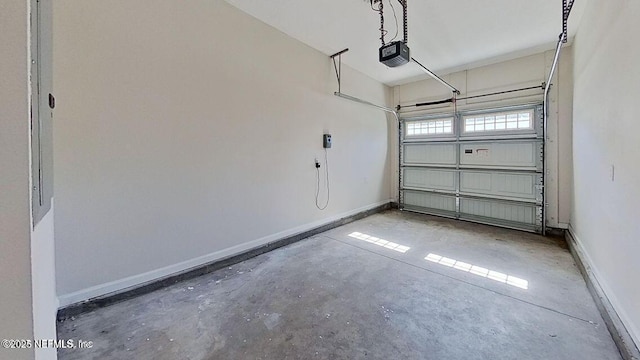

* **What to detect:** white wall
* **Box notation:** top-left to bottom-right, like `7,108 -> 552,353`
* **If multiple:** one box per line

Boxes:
571,0 -> 640,346
393,49 -> 574,228
31,209 -> 58,360
53,0 -> 392,305
0,1 -> 36,358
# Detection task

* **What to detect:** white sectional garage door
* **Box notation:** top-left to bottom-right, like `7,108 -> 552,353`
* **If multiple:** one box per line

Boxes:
399,105 -> 544,233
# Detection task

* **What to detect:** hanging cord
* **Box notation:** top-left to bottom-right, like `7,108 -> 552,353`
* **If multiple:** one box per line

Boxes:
371,0 -> 387,46
315,149 -> 330,210
387,0 -> 399,42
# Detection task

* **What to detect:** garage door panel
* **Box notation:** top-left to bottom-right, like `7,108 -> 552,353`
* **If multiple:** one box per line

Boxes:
399,104 -> 544,234
460,141 -> 541,169
402,190 -> 456,213
403,168 -> 457,192
459,171 -> 541,201
459,197 -> 538,226
403,143 -> 456,166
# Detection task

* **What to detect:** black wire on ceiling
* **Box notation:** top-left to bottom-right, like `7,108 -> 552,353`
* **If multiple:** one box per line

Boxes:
369,0 -> 407,45
387,0 -> 399,42
371,0 -> 387,45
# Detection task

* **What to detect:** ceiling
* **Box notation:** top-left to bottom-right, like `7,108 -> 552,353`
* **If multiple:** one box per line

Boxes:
224,0 -> 585,86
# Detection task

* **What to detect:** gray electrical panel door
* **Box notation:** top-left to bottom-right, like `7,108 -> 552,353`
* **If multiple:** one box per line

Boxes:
399,105 -> 544,233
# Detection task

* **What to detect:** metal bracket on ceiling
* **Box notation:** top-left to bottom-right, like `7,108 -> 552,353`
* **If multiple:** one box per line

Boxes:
329,48 -> 399,119
330,48 -> 349,93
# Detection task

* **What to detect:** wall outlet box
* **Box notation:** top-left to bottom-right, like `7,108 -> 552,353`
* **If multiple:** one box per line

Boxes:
323,134 -> 332,148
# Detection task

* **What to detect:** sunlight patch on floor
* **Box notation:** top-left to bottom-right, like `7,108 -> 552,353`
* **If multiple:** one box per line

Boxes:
425,253 -> 528,289
348,232 -> 410,253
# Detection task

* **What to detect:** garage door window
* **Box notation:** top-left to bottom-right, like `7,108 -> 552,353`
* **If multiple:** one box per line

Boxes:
406,118 -> 453,136
463,109 -> 533,133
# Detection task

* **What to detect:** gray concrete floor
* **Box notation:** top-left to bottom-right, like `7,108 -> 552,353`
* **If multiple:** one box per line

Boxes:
57,210 -> 622,359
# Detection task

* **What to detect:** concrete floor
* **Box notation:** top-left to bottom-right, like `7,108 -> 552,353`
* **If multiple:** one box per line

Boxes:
57,210 -> 622,359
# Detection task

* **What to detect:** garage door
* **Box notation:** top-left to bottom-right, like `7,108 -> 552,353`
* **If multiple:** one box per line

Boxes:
399,104 -> 544,233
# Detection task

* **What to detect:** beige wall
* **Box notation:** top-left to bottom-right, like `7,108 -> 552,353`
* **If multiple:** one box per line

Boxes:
571,0 -> 640,347
0,1 -> 36,359
53,0 -> 393,305
393,49 -> 574,228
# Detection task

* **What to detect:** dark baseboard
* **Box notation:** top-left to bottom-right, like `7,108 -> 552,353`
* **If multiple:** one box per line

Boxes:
544,226 -> 566,238
58,202 -> 392,321
565,230 -> 640,360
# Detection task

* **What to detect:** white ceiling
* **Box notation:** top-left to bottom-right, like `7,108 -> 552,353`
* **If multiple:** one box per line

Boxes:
224,0 -> 584,86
